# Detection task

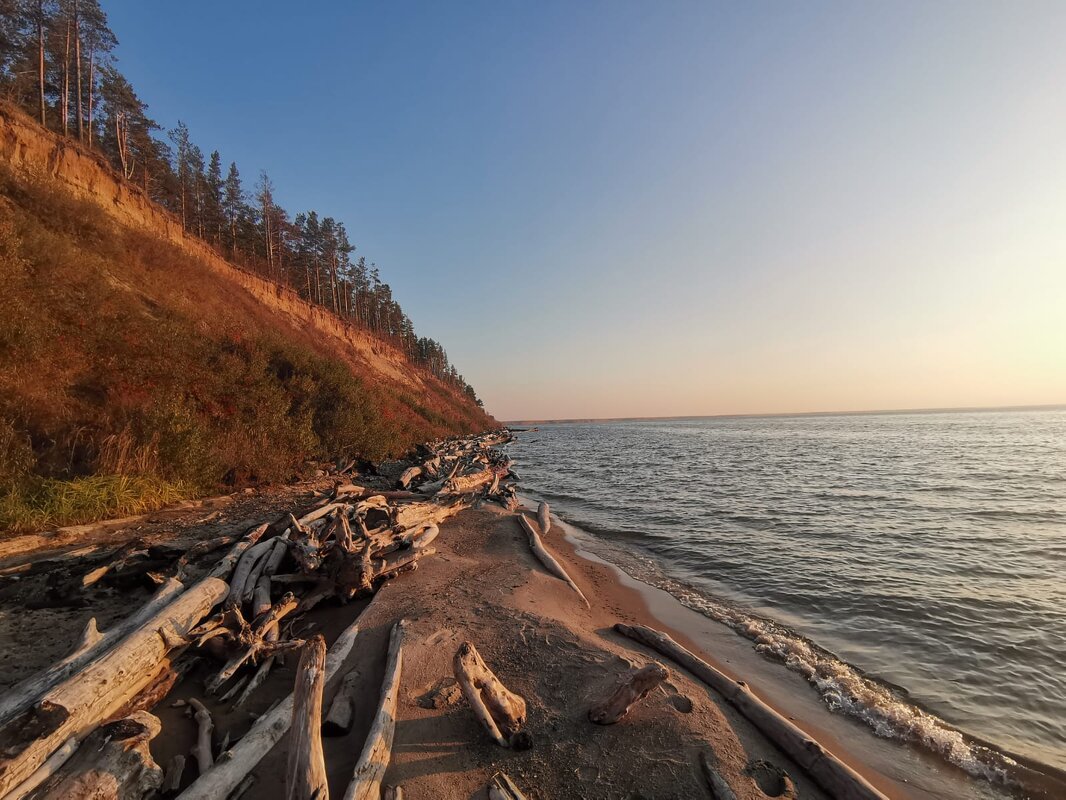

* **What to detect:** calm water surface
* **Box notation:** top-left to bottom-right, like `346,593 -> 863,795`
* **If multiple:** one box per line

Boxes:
508,409 -> 1066,791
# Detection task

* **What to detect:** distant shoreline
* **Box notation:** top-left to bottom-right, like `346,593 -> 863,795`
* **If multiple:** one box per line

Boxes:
505,402 -> 1066,426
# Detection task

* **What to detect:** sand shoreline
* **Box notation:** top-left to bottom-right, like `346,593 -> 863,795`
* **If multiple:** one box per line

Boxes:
0,467 -> 1027,798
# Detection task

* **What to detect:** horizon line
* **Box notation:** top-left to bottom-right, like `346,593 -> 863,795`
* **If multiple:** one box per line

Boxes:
503,402 -> 1066,426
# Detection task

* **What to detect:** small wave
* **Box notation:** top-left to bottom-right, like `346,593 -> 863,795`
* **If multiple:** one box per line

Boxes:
564,518 -> 1029,788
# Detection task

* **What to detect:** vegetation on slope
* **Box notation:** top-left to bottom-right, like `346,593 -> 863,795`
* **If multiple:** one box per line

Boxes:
0,167 -> 496,531
0,1 -> 478,396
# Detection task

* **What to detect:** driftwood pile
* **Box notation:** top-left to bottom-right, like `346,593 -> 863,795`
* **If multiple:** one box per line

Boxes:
0,430 -> 514,800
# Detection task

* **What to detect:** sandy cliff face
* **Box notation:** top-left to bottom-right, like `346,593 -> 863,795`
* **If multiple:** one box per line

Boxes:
0,103 -> 423,393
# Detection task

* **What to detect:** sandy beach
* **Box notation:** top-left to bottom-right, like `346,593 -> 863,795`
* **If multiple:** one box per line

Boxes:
0,454 -> 1030,799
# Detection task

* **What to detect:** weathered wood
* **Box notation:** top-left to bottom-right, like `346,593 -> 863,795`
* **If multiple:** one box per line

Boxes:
536,501 -> 551,536
0,737 -> 77,800
224,538 -> 275,610
342,620 -> 406,800
232,627 -> 278,710
613,623 -> 888,800
517,515 -> 589,608
588,662 -> 669,724
163,754 -> 186,794
397,466 -> 422,489
322,668 -> 361,737
30,712 -> 163,800
286,636 -> 328,800
382,786 -> 404,800
487,772 -> 528,800
0,578 -> 186,728
176,596 -> 371,800
187,699 -> 214,776
453,641 -> 526,747
0,578 -> 227,797
206,523 -> 269,581
174,534 -> 239,581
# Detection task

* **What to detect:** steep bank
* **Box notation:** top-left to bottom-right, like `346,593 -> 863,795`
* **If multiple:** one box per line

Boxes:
0,104 -> 495,531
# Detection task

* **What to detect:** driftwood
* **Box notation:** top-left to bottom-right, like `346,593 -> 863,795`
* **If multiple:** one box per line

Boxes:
700,750 -> 739,800
322,668 -> 361,736
487,772 -> 529,800
177,598 -> 369,800
187,699 -> 214,775
516,514 -> 590,608
343,620 -> 406,800
536,501 -> 551,536
453,641 -> 526,747
614,623 -> 888,800
206,592 -> 301,694
382,786 -> 403,800
397,466 -> 422,489
588,662 -> 669,724
0,577 -> 186,728
286,636 -> 328,800
0,737 -> 78,800
0,577 -> 227,797
29,712 -> 163,800
163,754 -> 186,794
206,523 -> 270,580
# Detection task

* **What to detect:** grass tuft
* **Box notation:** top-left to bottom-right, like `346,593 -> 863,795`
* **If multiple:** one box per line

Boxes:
0,474 -> 190,532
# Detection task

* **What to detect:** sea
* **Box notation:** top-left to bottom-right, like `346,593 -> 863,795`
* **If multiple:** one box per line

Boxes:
505,407 -> 1066,797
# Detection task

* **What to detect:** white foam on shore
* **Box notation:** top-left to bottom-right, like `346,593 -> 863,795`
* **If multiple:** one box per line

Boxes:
667,583 -> 1018,784
561,521 -> 1022,787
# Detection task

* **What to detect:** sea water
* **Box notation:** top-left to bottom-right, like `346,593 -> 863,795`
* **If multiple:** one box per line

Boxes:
507,408 -> 1066,793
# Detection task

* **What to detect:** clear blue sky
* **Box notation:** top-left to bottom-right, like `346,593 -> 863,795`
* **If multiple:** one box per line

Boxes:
106,1 -> 1066,420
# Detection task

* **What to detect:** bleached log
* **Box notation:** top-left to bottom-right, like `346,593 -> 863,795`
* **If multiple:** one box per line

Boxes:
0,737 -> 77,800
232,627 -> 278,710
187,699 -> 214,775
444,467 -> 498,495
699,751 -> 739,800
0,577 -> 185,728
299,502 -> 348,527
163,754 -> 186,794
392,499 -> 466,531
286,636 -> 329,800
29,712 -> 163,800
250,537 -> 289,614
453,641 -> 526,747
487,772 -> 528,800
206,523 -> 269,581
383,786 -> 403,800
174,534 -> 239,581
224,538 -> 275,610
516,515 -> 589,608
613,623 -> 888,800
397,466 -> 422,489
207,592 -> 300,693
343,620 -> 406,800
588,662 -> 669,724
322,668 -> 361,737
0,577 -> 227,797
176,594 -> 374,800
536,502 -> 551,535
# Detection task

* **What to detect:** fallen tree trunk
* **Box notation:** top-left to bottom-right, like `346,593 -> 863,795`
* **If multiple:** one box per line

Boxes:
516,515 -> 589,609
487,772 -> 528,800
536,502 -> 551,536
453,641 -> 526,748
177,594 -> 373,800
28,712 -> 163,800
286,636 -> 328,800
613,623 -> 888,800
206,523 -> 270,581
343,620 -> 406,800
0,577 -> 186,728
588,662 -> 669,725
322,668 -> 361,737
0,577 -> 227,797
187,699 -> 214,776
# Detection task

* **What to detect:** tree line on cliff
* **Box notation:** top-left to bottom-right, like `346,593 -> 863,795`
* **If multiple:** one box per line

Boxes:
0,0 -> 479,405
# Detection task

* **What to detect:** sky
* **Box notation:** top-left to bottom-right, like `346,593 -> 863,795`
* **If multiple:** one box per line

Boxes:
105,1 -> 1066,421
